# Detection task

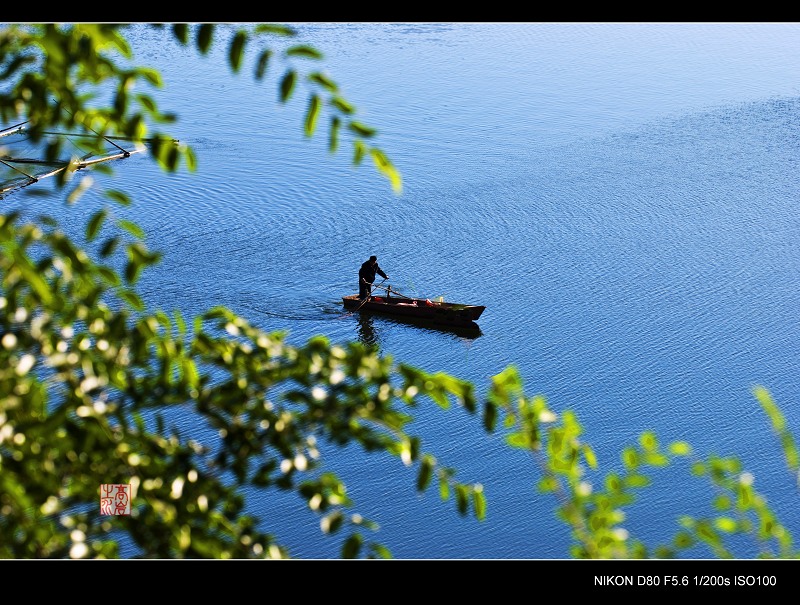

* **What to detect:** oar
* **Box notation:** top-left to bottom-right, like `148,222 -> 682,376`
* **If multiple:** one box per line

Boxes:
341,277 -> 387,317
369,282 -> 414,300
366,277 -> 387,300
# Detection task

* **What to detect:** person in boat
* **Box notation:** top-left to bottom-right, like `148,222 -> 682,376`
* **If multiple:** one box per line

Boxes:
359,255 -> 389,299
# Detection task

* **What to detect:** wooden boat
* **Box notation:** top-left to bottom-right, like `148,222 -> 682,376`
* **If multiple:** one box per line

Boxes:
342,284 -> 485,328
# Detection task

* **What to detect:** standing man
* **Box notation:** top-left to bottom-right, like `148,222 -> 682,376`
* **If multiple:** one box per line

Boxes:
359,255 -> 389,299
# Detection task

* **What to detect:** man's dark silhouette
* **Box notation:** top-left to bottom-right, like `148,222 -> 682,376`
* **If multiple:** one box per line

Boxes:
359,255 -> 388,299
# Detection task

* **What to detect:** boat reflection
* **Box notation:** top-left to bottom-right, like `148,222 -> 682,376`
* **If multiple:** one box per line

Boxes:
356,312 -> 380,348
354,311 -> 482,346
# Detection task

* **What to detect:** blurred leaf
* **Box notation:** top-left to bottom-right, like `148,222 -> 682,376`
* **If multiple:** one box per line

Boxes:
582,444 -> 598,469
287,45 -> 323,59
100,237 -> 119,258
120,289 -> 144,311
754,385 -> 799,470
341,533 -> 362,559
254,24 -> 295,36
136,94 -> 158,114
439,476 -> 450,501
105,189 -> 131,206
370,148 -> 402,194
229,31 -> 247,73
483,401 -> 497,432
416,455 -> 433,491
353,140 -> 366,166
86,209 -> 107,241
472,487 -> 486,521
329,116 -> 340,153
172,24 -> 189,44
331,96 -> 355,115
669,441 -> 692,456
184,146 -> 198,172
280,70 -> 297,103
308,71 -> 337,92
639,431 -> 658,452
367,543 -> 392,560
117,219 -> 144,240
304,94 -> 321,137
348,121 -> 377,138
136,67 -> 163,87
622,447 -> 639,470
455,485 -> 469,515
97,266 -> 120,286
255,50 -> 272,80
197,24 -> 214,54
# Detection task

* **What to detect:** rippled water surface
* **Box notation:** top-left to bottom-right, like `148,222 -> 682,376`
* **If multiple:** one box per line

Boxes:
5,22 -> 800,559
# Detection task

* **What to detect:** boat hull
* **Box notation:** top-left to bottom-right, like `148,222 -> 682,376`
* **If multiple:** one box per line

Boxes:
342,294 -> 485,327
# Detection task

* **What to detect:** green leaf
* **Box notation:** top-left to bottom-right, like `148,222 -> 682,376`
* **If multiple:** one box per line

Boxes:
348,121 -> 377,138
100,237 -> 119,258
506,432 -> 531,449
255,50 -> 272,80
622,447 -> 639,470
117,219 -> 144,240
353,140 -> 366,166
639,431 -> 658,452
341,533 -> 362,559
119,289 -> 144,311
286,45 -> 323,59
673,531 -> 695,549
308,72 -> 338,92
455,485 -> 469,515
472,487 -> 486,521
184,146 -> 198,172
86,209 -> 107,241
155,310 -> 171,328
13,252 -> 53,305
136,67 -> 163,88
582,444 -> 598,469
97,266 -> 120,286
416,455 -> 433,491
304,94 -> 321,137
197,24 -> 214,54
105,189 -> 131,206
172,24 -> 189,44
695,521 -> 721,545
229,31 -> 247,73
370,148 -> 402,194
329,116 -> 340,153
124,261 -> 139,284
624,474 -> 651,488
254,24 -> 295,36
439,476 -> 450,501
184,358 -> 200,389
331,96 -> 355,115
279,70 -> 297,103
483,401 -> 497,432
175,309 -> 186,334
713,494 -> 732,511
669,441 -> 692,456
367,543 -> 392,560
136,94 -> 158,114
754,386 -> 799,470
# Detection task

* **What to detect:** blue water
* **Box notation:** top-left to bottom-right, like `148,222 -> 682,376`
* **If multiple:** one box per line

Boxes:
4,22 -> 800,559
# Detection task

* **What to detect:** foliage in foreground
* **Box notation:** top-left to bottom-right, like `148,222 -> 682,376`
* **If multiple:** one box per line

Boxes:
0,23 -> 402,196
0,23 -> 799,559
1,210 -> 798,558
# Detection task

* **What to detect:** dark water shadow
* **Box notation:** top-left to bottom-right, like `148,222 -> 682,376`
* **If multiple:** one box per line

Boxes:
354,310 -> 483,345
356,312 -> 380,348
